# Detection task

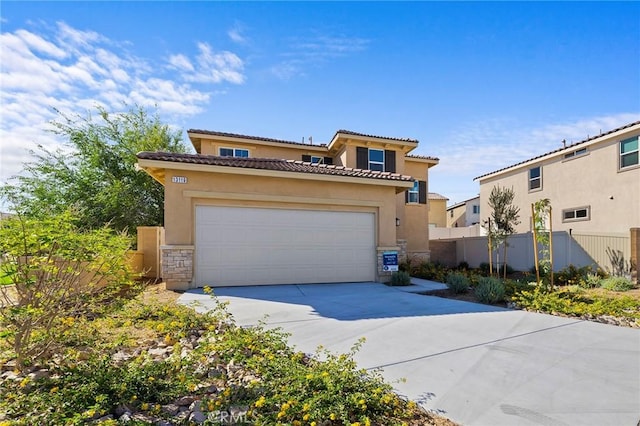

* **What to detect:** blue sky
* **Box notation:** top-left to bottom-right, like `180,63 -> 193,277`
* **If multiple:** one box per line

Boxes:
1,1 -> 639,207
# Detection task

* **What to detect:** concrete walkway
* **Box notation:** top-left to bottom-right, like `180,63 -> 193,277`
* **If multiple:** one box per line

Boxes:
178,282 -> 640,426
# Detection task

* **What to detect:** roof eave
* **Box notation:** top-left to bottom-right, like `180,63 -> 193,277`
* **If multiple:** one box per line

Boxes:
328,131 -> 419,154
475,121 -> 640,181
136,158 -> 414,190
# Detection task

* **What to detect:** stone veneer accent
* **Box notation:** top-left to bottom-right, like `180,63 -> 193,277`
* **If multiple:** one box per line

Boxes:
396,239 -> 407,262
161,245 -> 194,290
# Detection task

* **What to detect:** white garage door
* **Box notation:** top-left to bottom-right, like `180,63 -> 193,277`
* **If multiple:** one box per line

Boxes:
194,206 -> 376,287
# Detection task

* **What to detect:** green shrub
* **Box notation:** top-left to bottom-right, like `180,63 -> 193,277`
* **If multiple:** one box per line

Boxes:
600,276 -> 636,292
513,287 -> 640,321
457,261 -> 470,270
583,273 -> 602,289
475,277 -> 506,304
0,211 -> 136,369
555,264 -> 601,287
0,291 -> 429,426
412,261 -> 448,283
389,270 -> 411,286
504,279 -> 534,298
446,272 -> 470,294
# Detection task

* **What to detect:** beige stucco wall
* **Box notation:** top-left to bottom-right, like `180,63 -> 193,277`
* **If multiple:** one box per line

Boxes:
397,160 -> 430,258
429,199 -> 447,227
199,139 -> 327,160
447,204 -> 466,227
163,170 -> 400,249
478,126 -> 640,235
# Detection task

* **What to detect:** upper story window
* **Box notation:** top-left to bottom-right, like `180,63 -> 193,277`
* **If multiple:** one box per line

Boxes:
562,206 -> 590,222
368,149 -> 385,171
405,180 -> 426,204
407,181 -> 419,203
302,155 -> 333,165
620,136 -> 639,170
529,166 -> 542,191
563,147 -> 588,160
220,148 -> 249,158
472,205 -> 480,214
356,147 -> 396,173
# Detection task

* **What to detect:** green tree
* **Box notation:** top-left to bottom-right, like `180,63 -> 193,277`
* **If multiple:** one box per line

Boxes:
532,198 -> 553,289
483,185 -> 521,278
2,105 -> 187,233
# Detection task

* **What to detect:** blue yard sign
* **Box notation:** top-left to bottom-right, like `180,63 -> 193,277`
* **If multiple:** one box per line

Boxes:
382,251 -> 398,272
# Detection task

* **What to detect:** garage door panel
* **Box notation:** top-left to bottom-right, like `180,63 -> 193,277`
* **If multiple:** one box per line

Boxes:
195,206 -> 375,286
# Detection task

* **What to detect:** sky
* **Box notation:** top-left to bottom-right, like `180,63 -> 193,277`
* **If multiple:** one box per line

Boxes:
1,1 -> 639,209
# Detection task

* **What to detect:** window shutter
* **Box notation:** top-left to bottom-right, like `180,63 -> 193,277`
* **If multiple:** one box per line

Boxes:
323,157 -> 333,165
419,181 -> 427,204
405,190 -> 409,203
356,147 -> 368,169
302,155 -> 311,162
384,150 -> 396,173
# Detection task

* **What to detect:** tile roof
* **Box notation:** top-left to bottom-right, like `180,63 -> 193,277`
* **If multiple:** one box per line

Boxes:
137,152 -> 414,182
428,192 -> 449,200
335,129 -> 419,144
187,129 -> 326,147
474,120 -> 640,181
406,154 -> 440,161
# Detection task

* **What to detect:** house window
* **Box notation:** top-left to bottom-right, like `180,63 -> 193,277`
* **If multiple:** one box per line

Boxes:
368,149 -> 384,171
407,181 -> 419,203
472,205 -> 480,214
310,156 -> 323,164
405,180 -> 427,204
356,147 -> 395,172
529,166 -> 542,191
620,136 -> 639,169
450,210 -> 454,218
563,147 -> 588,160
562,206 -> 590,222
220,148 -> 249,158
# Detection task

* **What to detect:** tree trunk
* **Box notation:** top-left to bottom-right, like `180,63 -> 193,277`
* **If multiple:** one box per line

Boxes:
503,240 -> 509,279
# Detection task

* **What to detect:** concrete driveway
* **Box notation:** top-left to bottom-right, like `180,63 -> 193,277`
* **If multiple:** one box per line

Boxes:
178,281 -> 640,426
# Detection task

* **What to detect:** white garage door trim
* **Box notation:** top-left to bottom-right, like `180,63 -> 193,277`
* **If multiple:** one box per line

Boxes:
194,206 -> 376,286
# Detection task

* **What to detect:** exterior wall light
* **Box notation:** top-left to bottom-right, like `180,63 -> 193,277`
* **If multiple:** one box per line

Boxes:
396,218 -> 400,226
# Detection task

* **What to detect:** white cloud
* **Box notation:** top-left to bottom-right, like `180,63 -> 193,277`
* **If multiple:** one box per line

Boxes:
56,21 -> 103,50
0,21 -> 246,191
271,34 -> 369,80
168,53 -> 194,72
15,28 -> 67,59
228,24 -> 247,44
167,43 -> 245,84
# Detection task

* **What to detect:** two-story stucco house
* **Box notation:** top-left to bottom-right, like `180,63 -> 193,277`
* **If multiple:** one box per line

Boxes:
136,129 -> 438,289
475,121 -> 640,235
446,196 -> 481,228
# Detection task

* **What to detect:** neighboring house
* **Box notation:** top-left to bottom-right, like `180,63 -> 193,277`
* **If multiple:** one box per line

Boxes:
446,196 -> 480,228
137,129 -> 438,289
428,193 -> 449,227
475,121 -> 640,235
